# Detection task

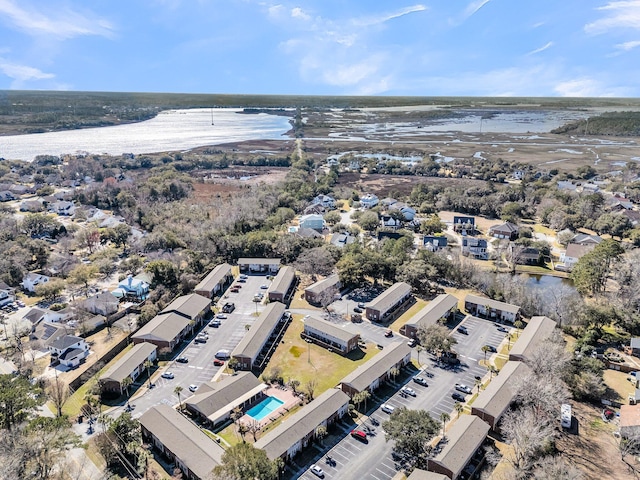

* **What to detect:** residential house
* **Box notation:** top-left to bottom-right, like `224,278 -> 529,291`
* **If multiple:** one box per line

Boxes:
464,295 -> 521,323
185,372 -> 267,427
312,194 -> 336,209
365,282 -> 413,322
267,266 -> 297,303
453,216 -> 476,234
400,294 -> 458,339
21,272 -> 50,293
131,313 -> 192,351
389,202 -> 416,221
572,233 -> 603,246
29,322 -> 69,345
83,291 -> 119,316
99,343 -> 157,395
509,244 -> 541,265
20,200 -> 44,212
360,193 -> 379,209
509,316 -> 556,362
340,341 -> 412,397
23,307 -> 67,327
488,222 -> 519,240
298,214 -> 325,232
558,243 -> 596,271
303,204 -> 326,216
557,180 -> 578,191
0,190 -> 15,202
629,337 -> 640,358
50,200 -> 75,216
304,274 -> 341,305
380,214 -> 402,229
302,316 -> 360,354
194,263 -> 233,299
608,195 -> 634,211
232,302 -> 288,371
620,405 -> 640,439
422,235 -> 448,251
461,237 -> 488,260
330,232 -> 356,248
48,335 -> 90,368
580,183 -> 600,193
255,388 -> 350,462
0,282 -> 15,307
113,275 -> 149,301
238,258 -> 281,274
620,209 -> 640,227
140,404 -> 224,480
471,361 -> 531,430
294,227 -> 323,239
426,415 -> 490,479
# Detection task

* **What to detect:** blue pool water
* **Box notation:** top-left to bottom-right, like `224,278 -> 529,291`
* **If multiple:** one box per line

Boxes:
246,396 -> 284,421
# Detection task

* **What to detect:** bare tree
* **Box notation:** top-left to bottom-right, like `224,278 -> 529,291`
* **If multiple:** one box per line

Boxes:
532,455 -> 584,479
46,376 -> 69,417
305,378 -> 317,401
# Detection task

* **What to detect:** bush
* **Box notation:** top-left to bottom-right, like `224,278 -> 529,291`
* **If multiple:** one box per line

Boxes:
49,303 -> 68,311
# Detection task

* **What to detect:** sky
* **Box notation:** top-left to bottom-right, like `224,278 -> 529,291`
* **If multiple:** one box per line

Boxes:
0,0 -> 639,97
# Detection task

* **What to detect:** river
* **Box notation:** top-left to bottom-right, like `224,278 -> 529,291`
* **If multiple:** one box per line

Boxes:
0,108 -> 293,162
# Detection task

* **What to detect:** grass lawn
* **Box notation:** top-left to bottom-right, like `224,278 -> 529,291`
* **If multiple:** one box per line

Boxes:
263,315 -> 379,396
603,370 -> 634,402
388,298 -> 426,332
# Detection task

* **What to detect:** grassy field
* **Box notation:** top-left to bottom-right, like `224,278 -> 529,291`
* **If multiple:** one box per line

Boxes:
388,298 -> 426,332
263,315 -> 379,396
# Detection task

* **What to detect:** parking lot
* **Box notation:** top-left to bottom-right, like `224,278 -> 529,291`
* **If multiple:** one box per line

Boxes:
296,315 -> 512,480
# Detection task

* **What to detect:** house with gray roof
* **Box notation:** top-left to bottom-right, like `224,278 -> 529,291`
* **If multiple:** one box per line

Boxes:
47,335 -> 89,368
330,232 -> 356,248
365,282 -> 412,322
83,291 -> 119,316
464,294 -> 521,323
131,312 -> 192,351
471,361 -> 531,430
267,266 -> 297,303
488,222 -> 519,240
401,294 -> 458,338
304,274 -> 341,305
255,388 -> 349,462
232,302 -> 288,371
185,372 -> 267,427
140,404 -> 224,480
194,263 -> 233,299
340,341 -> 412,397
99,343 -> 157,395
509,315 -> 556,362
160,293 -> 211,325
303,316 -> 360,354
426,415 -> 490,479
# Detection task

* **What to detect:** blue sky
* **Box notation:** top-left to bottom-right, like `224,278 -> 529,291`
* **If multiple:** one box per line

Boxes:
0,0 -> 639,96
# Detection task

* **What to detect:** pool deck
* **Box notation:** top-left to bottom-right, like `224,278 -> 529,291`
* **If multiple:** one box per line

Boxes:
239,385 -> 302,429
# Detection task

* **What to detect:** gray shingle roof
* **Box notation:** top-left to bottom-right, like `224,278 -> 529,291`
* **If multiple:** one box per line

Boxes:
465,294 -> 520,314
305,274 -> 340,295
238,258 -> 281,265
49,335 -> 83,350
268,266 -> 296,295
304,316 -> 360,344
255,388 -> 349,460
194,263 -> 232,293
340,341 -> 411,392
472,361 -> 530,424
232,302 -> 286,362
429,415 -> 490,478
100,343 -> 157,384
407,470 -> 449,480
509,316 -> 556,361
139,404 -> 224,479
404,294 -> 458,329
132,312 -> 191,343
161,293 -> 210,320
368,282 -> 412,314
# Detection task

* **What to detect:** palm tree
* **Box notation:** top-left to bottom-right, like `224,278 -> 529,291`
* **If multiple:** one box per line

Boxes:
440,412 -> 450,439
121,376 -> 133,398
474,377 -> 482,393
360,390 -> 371,412
487,365 -> 498,378
389,367 -> 400,383
514,320 -> 524,330
506,332 -> 514,350
174,385 -> 184,410
144,359 -> 153,388
454,402 -> 464,419
289,379 -> 300,394
481,345 -> 492,364
315,425 -> 328,445
415,345 -> 424,366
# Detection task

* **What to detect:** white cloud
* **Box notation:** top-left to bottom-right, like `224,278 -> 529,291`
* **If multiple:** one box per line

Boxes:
0,59 -> 54,81
353,4 -> 427,27
554,78 -> 621,97
527,41 -> 554,55
0,0 -> 114,39
585,0 -> 640,34
463,0 -> 491,20
267,4 -> 284,18
615,39 -> 640,50
291,7 -> 310,21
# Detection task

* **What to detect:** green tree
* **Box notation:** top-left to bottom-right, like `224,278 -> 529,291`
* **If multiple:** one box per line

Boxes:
68,264 -> 99,292
440,412 -> 450,439
34,278 -> 65,302
146,259 -> 180,288
0,374 -> 43,431
382,407 -> 439,469
212,442 -> 279,480
454,402 -> 464,418
358,210 -> 379,233
323,211 -> 342,226
174,385 -> 183,410
481,345 -> 492,364
21,213 -> 61,238
417,324 -> 457,356
571,239 -> 624,296
121,376 -> 133,398
420,214 -> 445,235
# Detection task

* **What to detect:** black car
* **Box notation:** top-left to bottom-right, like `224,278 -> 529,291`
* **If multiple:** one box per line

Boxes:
175,356 -> 189,363
452,392 -> 466,402
483,345 -> 497,353
353,307 -> 363,313
457,326 -> 468,335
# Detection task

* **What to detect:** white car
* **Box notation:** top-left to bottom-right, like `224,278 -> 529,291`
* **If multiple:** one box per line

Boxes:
161,372 -> 174,379
401,386 -> 416,397
310,465 -> 325,478
381,404 -> 395,414
455,383 -> 473,394
216,313 -> 227,319
188,384 -> 198,392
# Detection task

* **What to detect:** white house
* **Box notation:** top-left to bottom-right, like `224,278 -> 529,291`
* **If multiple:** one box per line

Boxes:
21,273 -> 50,293
0,282 -> 15,307
360,193 -> 379,209
312,194 -> 336,209
83,291 -> 119,316
298,214 -> 325,232
48,335 -> 90,368
50,200 -> 75,216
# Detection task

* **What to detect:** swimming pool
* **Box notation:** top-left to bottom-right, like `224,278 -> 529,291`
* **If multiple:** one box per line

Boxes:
246,396 -> 284,421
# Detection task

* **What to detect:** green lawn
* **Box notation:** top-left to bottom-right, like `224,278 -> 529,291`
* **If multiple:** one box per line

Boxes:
389,299 -> 426,332
263,316 -> 379,396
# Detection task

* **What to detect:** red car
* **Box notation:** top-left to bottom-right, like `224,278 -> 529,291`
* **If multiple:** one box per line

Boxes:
213,359 -> 225,366
350,429 -> 367,442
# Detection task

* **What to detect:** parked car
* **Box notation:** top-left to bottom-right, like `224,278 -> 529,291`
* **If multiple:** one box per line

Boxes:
161,372 -> 174,379
455,383 -> 472,394
452,392 -> 466,402
213,359 -> 225,366
310,465 -> 325,478
483,345 -> 497,353
381,404 -> 395,414
209,319 -> 221,328
457,326 -> 468,334
176,356 -> 188,363
384,330 -> 393,337
358,303 -> 366,309
353,307 -> 363,314
216,313 -> 228,319
239,274 -> 248,280
222,302 -> 235,313
401,386 -> 416,397
215,350 -> 230,360
230,287 -> 240,293
407,338 -> 416,347
260,284 -> 268,289
350,430 -> 367,442
413,376 -> 428,387
188,384 -> 198,392
497,326 -> 508,332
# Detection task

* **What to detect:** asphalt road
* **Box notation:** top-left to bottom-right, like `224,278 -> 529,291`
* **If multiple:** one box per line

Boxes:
295,315 -> 512,480
120,274 -> 271,419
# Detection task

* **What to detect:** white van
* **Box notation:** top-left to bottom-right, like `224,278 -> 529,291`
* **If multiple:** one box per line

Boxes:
215,350 -> 230,360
